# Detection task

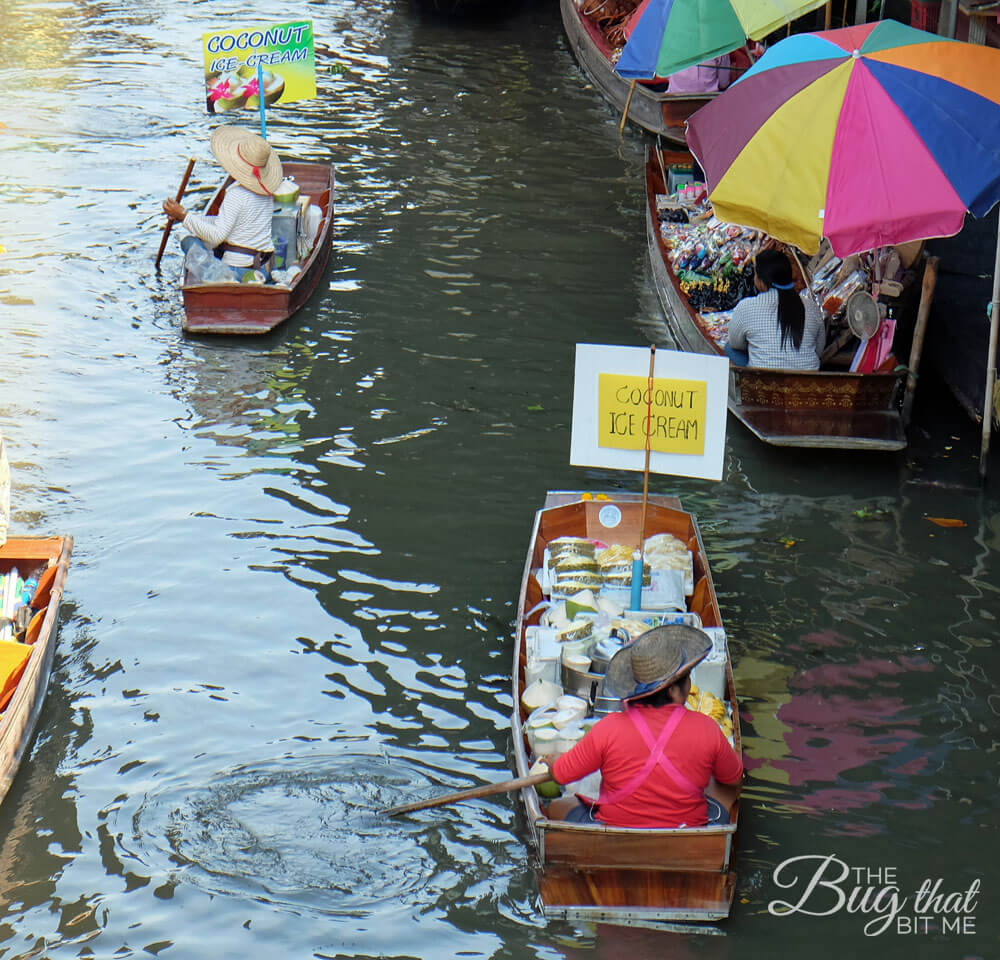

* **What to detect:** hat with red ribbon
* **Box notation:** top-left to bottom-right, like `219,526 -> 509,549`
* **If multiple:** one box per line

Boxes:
209,125 -> 283,197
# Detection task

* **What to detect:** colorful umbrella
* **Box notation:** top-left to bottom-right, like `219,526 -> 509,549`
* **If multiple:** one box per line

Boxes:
685,19 -> 1000,256
615,0 -> 830,80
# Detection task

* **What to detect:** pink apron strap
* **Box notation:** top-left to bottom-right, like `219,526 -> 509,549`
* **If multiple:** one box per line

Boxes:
629,705 -> 702,797
596,705 -> 695,807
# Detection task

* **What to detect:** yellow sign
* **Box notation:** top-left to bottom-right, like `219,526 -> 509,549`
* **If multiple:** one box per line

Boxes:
597,374 -> 706,455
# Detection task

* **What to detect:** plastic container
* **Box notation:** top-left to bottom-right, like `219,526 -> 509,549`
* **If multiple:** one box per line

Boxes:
529,726 -> 560,757
525,625 -> 561,686
304,203 -> 322,245
271,208 -> 298,267
555,724 -> 585,754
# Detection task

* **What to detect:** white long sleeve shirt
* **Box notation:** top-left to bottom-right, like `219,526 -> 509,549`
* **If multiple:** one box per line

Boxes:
183,184 -> 274,267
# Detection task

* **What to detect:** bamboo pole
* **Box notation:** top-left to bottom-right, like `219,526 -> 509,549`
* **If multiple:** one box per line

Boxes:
979,219 -> 1000,480
901,256 -> 939,428
619,79 -> 637,137
155,157 -> 195,271
639,345 -> 656,547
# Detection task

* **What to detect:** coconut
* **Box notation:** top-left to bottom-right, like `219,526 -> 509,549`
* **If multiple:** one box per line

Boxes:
520,677 -> 562,713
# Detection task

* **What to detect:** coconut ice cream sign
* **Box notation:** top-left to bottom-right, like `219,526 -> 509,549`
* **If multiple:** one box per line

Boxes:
570,344 -> 729,481
203,20 -> 316,114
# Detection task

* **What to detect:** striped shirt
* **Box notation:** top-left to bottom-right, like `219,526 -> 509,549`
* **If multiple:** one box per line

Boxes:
183,184 -> 274,267
727,288 -> 826,370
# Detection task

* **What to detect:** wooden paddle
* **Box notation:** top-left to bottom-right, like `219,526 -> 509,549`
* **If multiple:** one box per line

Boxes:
382,770 -> 552,817
154,157 -> 195,271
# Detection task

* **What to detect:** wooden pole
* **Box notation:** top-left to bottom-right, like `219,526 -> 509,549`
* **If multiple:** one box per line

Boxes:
639,345 -> 656,548
619,80 -> 637,137
154,157 -> 195,271
381,770 -> 551,817
901,256 -> 939,428
979,219 -> 1000,480
824,0 -> 832,29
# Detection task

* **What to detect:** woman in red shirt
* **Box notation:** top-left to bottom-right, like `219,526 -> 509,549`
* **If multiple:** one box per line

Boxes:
545,624 -> 743,828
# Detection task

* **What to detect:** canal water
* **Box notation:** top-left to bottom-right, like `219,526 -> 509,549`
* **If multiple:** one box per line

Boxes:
1,1 -> 997,957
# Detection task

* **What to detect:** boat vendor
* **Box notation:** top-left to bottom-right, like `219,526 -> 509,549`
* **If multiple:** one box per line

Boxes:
724,248 -> 826,370
542,625 -> 743,829
162,125 -> 282,277
667,54 -> 732,94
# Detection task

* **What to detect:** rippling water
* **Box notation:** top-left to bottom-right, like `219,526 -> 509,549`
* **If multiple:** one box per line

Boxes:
0,0 -> 997,957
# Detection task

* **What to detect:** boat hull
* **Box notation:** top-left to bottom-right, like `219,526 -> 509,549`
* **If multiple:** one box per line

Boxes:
0,536 -> 73,807
645,145 -> 907,451
559,0 -> 710,143
181,162 -> 335,335
512,491 -> 739,924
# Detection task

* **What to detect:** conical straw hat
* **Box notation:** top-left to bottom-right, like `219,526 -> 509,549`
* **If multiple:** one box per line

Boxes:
604,624 -> 712,702
210,125 -> 283,196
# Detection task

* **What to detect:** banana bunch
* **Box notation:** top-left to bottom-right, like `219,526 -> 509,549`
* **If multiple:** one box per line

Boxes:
686,684 -> 734,739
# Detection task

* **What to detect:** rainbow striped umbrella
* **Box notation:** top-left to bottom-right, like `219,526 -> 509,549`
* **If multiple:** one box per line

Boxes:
615,0 -> 829,80
686,20 -> 1000,256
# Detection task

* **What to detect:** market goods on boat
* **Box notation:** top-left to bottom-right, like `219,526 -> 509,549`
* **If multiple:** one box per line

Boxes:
512,491 -> 740,925
0,536 -> 73,807
181,161 -> 335,335
559,0 -> 717,142
645,143 -> 915,450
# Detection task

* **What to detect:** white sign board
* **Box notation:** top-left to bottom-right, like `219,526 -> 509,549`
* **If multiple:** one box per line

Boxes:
570,344 -> 729,481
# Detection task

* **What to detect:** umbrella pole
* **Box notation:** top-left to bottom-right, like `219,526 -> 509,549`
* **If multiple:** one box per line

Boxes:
619,80 -> 637,137
824,0 -> 832,28
978,218 -> 1000,481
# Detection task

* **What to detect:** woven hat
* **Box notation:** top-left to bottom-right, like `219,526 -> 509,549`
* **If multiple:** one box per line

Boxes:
604,624 -> 712,703
210,125 -> 283,196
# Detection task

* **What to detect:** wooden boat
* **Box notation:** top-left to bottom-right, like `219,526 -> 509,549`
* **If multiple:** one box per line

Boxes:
511,491 -> 740,925
181,162 -> 335,335
559,0 -> 712,142
0,535 -> 73,807
645,144 -> 909,450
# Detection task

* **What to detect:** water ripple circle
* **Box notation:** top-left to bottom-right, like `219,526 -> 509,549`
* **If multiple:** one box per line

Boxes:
130,754 -> 447,917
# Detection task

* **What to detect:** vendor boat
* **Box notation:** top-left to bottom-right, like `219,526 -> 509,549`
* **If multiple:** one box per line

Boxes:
512,491 -> 741,925
559,0 -> 713,142
0,535 -> 73,807
181,162 -> 335,336
646,144 -> 909,450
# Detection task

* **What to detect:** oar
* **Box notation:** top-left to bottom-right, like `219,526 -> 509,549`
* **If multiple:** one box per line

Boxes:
154,157 -> 195,271
382,770 -> 552,817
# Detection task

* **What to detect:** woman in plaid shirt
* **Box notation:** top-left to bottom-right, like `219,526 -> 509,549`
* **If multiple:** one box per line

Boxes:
724,249 -> 825,370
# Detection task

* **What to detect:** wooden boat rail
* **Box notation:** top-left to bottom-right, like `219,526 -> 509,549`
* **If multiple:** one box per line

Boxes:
0,535 -> 73,807
181,161 -> 335,336
645,145 -> 908,450
512,492 -> 740,924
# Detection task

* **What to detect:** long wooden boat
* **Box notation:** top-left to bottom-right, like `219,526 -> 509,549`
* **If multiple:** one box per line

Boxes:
559,0 -> 712,142
0,535 -> 73,807
645,144 -> 908,450
181,161 -> 335,336
512,491 -> 740,925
